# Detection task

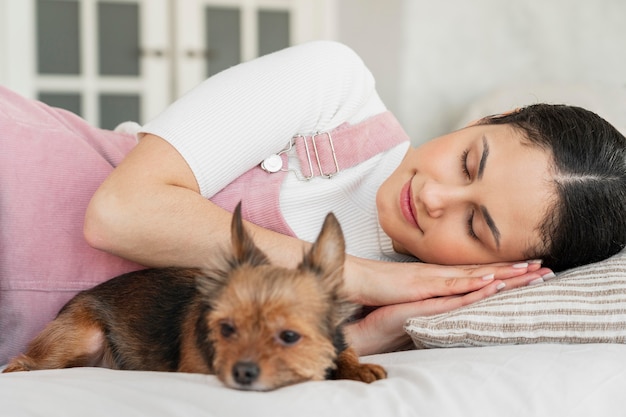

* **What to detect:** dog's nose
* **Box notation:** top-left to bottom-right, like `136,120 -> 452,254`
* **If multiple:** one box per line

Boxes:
233,361 -> 260,386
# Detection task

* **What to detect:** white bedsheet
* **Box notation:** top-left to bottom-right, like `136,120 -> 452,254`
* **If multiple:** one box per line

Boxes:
2,343 -> 625,417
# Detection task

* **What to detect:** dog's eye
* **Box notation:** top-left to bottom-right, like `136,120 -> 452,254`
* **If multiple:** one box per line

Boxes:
220,322 -> 236,338
277,330 -> 301,345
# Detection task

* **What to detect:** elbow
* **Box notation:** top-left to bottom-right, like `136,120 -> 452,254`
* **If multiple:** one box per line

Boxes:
83,190 -> 124,254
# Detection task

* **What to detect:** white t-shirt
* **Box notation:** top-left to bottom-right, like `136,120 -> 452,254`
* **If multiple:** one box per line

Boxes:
141,41 -> 413,262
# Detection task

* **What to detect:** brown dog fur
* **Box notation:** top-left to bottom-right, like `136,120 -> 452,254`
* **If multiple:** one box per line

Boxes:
3,204 -> 386,390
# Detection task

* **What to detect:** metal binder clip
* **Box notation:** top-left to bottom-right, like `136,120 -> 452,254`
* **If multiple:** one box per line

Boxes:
311,131 -> 339,178
260,130 -> 340,181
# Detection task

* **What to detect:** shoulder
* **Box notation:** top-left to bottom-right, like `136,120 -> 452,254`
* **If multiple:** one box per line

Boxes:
257,41 -> 369,76
289,40 -> 363,59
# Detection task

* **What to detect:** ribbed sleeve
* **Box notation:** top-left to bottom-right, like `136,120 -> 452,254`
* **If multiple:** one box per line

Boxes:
140,41 -> 378,198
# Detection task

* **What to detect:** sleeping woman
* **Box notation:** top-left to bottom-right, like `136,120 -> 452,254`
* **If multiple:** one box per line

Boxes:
2,41 -> 625,363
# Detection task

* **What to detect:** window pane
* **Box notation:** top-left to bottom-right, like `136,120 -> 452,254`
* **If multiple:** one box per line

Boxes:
38,93 -> 82,117
258,10 -> 289,57
98,2 -> 140,76
37,0 -> 81,75
205,7 -> 241,77
99,94 -> 141,130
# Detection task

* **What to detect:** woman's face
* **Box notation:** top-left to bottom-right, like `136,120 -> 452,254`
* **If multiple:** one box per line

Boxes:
377,123 -> 554,265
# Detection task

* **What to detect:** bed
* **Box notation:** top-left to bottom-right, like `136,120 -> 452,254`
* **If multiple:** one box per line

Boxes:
4,246 -> 626,416
3,84 -> 626,416
2,343 -> 626,417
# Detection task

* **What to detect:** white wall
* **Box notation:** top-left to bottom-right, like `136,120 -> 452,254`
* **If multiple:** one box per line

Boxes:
3,0 -> 624,142
0,0 -> 35,97
336,0 -> 404,125
335,0 -> 626,144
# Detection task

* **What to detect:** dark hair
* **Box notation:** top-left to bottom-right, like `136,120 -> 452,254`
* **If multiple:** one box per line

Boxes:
480,104 -> 626,272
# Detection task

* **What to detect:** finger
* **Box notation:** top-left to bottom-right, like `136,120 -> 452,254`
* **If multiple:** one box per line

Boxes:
439,266 -> 554,298
418,274 -> 500,299
423,280 -> 503,313
460,261 -> 545,280
381,280 -> 503,321
498,267 -> 556,291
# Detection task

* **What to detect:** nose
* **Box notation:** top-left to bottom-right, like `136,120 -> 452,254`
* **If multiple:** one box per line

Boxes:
419,179 -> 466,218
233,361 -> 260,386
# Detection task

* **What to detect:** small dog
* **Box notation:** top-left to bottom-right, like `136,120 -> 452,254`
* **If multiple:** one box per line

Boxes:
3,204 -> 386,390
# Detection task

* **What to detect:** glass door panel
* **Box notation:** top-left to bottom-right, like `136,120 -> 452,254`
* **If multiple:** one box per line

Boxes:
98,2 -> 140,76
204,6 -> 241,77
258,9 -> 289,57
36,0 -> 81,75
32,0 -> 159,128
37,92 -> 82,117
97,1 -> 141,129
99,94 -> 140,130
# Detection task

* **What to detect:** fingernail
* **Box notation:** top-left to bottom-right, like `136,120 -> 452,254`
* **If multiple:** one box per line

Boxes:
527,259 -> 543,264
482,273 -> 495,281
496,283 -> 506,291
541,272 -> 557,281
513,262 -> 529,269
528,277 -> 544,286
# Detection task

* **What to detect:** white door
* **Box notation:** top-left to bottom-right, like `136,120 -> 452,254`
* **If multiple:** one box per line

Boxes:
174,0 -> 334,97
1,0 -> 171,129
0,0 -> 333,128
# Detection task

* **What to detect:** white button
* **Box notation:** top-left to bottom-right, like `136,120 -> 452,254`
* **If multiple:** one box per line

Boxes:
261,154 -> 283,173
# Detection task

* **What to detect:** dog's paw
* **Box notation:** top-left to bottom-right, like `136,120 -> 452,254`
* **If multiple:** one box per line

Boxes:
339,362 -> 387,383
333,347 -> 387,383
360,363 -> 387,382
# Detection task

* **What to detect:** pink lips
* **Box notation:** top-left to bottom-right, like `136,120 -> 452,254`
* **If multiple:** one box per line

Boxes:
400,178 -> 420,230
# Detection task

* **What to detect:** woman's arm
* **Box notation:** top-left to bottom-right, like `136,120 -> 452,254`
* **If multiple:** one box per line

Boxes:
84,134 -> 309,269
86,40 -> 379,267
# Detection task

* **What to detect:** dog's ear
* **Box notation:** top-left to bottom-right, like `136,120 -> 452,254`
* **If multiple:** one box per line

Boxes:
300,212 -> 346,289
196,203 -> 269,303
301,213 -> 356,326
231,202 -> 270,267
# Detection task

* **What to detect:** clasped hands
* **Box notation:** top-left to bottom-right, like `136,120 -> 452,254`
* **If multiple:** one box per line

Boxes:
343,258 -> 552,355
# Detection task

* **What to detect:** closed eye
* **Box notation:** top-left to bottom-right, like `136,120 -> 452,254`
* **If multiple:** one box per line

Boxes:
467,209 -> 479,241
460,148 -> 470,179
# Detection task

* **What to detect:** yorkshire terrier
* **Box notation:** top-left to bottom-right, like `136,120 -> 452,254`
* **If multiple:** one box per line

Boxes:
3,204 -> 386,390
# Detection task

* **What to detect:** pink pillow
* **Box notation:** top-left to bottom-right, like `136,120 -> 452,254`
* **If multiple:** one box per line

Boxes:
0,86 -> 144,364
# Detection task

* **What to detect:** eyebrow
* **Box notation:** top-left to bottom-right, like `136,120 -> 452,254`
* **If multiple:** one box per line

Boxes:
476,136 -> 501,249
480,205 -> 501,249
477,135 -> 489,180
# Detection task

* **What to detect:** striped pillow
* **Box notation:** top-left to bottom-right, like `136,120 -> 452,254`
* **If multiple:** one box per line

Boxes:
405,250 -> 626,348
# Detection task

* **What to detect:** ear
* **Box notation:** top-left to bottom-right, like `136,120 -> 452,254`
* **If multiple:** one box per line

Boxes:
300,212 -> 346,289
231,202 -> 270,267
196,202 -> 269,303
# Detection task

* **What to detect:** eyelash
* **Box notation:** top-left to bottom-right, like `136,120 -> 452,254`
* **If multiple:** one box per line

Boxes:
467,210 -> 479,241
461,149 -> 478,241
460,148 -> 471,179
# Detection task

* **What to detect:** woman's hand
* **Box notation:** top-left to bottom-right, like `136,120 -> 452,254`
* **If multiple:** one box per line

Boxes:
345,256 -> 548,307
343,256 -> 553,355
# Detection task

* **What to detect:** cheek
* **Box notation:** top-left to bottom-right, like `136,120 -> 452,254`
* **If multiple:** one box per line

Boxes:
407,228 -> 478,265
413,139 -> 454,167
409,238 -> 466,265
